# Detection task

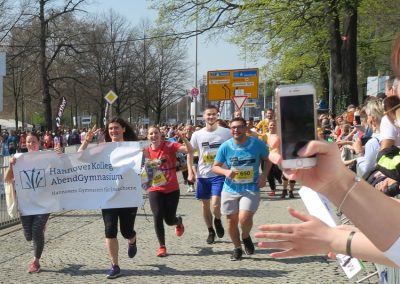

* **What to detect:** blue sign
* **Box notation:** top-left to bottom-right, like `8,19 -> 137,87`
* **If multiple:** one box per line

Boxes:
233,70 -> 257,78
209,71 -> 230,77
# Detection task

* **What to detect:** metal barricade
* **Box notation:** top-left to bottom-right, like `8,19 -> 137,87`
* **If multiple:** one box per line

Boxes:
0,156 -> 20,229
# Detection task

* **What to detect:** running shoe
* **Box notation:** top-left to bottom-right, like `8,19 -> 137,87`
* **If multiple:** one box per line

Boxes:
157,245 -> 167,257
27,260 -> 40,273
128,239 -> 137,258
243,236 -> 255,255
106,264 -> 121,279
175,216 -> 185,237
230,247 -> 243,261
214,218 -> 224,238
206,230 -> 216,244
289,191 -> 295,199
268,191 -> 276,197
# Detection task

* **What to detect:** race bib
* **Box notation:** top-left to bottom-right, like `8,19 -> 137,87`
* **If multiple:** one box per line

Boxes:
232,166 -> 254,184
152,170 -> 167,186
203,152 -> 216,165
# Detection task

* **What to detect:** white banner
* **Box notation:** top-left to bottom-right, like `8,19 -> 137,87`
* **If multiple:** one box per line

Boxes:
13,142 -> 144,215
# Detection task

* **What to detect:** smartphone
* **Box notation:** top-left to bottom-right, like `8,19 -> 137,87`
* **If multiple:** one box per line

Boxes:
276,83 -> 317,169
354,115 -> 361,126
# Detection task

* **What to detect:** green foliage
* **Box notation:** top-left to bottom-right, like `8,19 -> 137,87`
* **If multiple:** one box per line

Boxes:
32,112 -> 45,126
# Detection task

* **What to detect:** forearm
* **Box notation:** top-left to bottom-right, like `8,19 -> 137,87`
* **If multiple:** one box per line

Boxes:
180,138 -> 194,154
329,230 -> 397,267
187,153 -> 195,175
212,164 -> 229,177
323,170 -> 400,251
78,139 -> 90,152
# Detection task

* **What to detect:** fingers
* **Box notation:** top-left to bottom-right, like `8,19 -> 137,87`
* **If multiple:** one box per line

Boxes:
287,207 -> 312,222
257,223 -> 294,234
269,151 -> 282,164
297,140 -> 332,158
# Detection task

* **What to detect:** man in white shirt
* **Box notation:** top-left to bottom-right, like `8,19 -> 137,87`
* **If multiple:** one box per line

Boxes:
188,105 -> 232,244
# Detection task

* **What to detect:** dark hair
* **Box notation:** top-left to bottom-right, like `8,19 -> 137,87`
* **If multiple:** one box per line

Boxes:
230,117 -> 247,126
26,131 -> 40,141
376,92 -> 387,100
217,119 -> 229,128
104,117 -> 138,142
383,96 -> 400,114
204,104 -> 219,112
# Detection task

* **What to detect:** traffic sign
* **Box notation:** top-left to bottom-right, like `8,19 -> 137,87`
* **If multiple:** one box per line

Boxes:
207,68 -> 259,101
191,87 -> 200,97
232,96 -> 248,110
244,102 -> 257,108
104,90 -> 118,104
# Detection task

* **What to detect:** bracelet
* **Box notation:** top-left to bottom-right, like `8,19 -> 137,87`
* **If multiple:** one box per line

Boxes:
337,176 -> 361,213
346,231 -> 356,257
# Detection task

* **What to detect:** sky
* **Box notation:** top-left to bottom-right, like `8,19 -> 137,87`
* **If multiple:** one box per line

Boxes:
86,0 -> 263,87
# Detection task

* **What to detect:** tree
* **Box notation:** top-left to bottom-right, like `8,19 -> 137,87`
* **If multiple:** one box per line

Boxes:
151,0 -> 399,113
23,0 -> 86,130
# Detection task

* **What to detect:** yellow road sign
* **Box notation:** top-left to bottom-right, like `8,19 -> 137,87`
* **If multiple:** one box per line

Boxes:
104,90 -> 118,104
207,68 -> 259,101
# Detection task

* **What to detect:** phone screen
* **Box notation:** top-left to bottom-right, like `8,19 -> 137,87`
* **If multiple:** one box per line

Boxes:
280,94 -> 315,160
355,116 -> 361,125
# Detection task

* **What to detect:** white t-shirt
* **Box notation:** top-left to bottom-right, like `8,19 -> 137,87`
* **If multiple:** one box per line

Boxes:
384,237 -> 400,266
380,115 -> 400,146
190,126 -> 232,178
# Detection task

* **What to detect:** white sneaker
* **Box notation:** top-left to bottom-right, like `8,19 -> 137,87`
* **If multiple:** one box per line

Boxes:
188,185 -> 195,192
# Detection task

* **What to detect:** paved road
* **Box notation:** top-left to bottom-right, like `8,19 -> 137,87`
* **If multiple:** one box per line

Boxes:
0,183 -> 378,284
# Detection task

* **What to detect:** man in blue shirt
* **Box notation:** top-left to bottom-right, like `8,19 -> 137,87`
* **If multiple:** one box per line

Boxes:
212,117 -> 271,261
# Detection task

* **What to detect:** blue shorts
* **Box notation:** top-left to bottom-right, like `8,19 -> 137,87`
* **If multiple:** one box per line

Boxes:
196,176 -> 225,199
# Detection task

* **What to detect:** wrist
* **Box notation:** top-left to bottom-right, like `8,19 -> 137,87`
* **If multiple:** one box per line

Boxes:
319,169 -> 355,206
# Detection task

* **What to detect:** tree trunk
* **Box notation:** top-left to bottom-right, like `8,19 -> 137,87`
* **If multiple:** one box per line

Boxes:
341,4 -> 358,107
39,0 -> 53,130
326,0 -> 343,114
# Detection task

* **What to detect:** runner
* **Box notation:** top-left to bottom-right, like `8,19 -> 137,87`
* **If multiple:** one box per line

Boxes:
5,132 -> 50,273
212,117 -> 271,260
79,118 -> 139,279
144,126 -> 193,257
187,105 -> 232,244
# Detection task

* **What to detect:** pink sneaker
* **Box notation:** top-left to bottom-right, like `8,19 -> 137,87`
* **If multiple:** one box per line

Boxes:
27,260 -> 40,273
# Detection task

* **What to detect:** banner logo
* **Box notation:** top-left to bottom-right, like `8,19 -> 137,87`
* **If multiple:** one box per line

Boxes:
19,169 -> 46,190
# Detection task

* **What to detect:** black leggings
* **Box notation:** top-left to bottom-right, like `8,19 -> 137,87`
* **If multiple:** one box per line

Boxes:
148,190 -> 180,246
21,214 -> 50,259
267,164 -> 282,190
102,207 -> 138,239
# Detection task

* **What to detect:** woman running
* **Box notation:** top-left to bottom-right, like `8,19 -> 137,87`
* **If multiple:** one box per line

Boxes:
79,118 -> 139,279
144,126 -> 193,257
5,132 -> 50,273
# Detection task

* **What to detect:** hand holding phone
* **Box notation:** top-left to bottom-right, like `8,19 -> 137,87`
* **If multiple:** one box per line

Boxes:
276,83 -> 317,169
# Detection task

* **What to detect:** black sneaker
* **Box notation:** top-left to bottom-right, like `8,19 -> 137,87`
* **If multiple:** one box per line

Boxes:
230,247 -> 243,261
106,264 -> 121,279
206,230 -> 216,244
289,191 -> 295,199
243,236 -> 255,255
281,189 -> 288,199
128,239 -> 137,258
214,218 -> 224,238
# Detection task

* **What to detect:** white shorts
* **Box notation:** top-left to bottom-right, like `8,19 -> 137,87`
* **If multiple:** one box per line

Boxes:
221,190 -> 260,215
